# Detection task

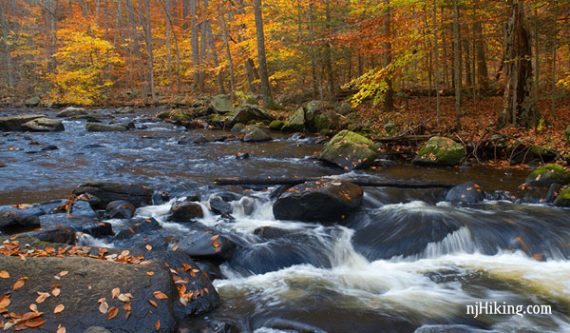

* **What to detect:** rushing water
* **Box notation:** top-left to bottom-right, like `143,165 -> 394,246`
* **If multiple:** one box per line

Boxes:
1,108 -> 569,333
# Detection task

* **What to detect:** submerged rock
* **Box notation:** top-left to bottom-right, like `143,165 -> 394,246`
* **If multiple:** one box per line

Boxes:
319,130 -> 378,170
57,106 -> 87,117
414,136 -> 466,166
524,163 -> 570,186
21,117 -> 64,132
445,182 -> 485,205
273,179 -> 363,223
0,210 -> 40,233
73,182 -> 153,209
0,114 -> 45,131
86,122 -> 129,132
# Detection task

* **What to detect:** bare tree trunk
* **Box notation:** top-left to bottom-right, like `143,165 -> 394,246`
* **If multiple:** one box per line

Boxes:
219,2 -> 235,92
190,0 -> 202,92
126,0 -> 140,87
433,0 -> 441,125
165,0 -> 172,78
452,0 -> 461,129
499,0 -> 537,128
44,0 -> 58,75
140,0 -> 156,104
308,0 -> 319,98
253,0 -> 272,103
0,3 -> 14,89
323,0 -> 335,99
472,0 -> 489,92
441,7 -> 450,90
383,0 -> 394,112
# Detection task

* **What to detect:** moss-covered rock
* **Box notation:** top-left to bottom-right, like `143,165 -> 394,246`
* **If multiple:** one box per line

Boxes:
209,94 -> 235,114
525,164 -> 570,186
282,107 -> 306,132
24,96 -> 41,107
229,104 -> 273,126
243,126 -> 272,142
319,130 -> 377,170
554,186 -> 570,207
269,120 -> 285,130
0,114 -> 45,131
413,136 -> 466,166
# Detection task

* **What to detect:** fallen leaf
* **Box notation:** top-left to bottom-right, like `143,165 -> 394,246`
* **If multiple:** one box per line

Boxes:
35,292 -> 50,304
148,299 -> 157,308
123,303 -> 131,312
145,244 -> 152,251
107,307 -> 119,320
52,287 -> 61,297
0,271 -> 9,279
99,300 -> 109,314
56,324 -> 66,333
24,317 -> 46,328
117,294 -> 131,302
155,320 -> 160,331
146,271 -> 155,277
153,291 -> 168,300
54,304 -> 65,314
13,277 -> 28,290
112,288 -> 120,299
0,295 -> 11,308
57,271 -> 69,277
29,304 -> 38,312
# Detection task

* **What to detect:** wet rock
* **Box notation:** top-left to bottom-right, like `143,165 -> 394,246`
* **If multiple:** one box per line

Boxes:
445,182 -> 485,205
269,120 -> 285,130
208,195 -> 233,217
229,104 -> 273,126
0,114 -> 45,131
231,123 -> 246,132
86,122 -> 129,132
319,130 -> 378,170
554,186 -> 570,207
0,161 -> 5,167
273,179 -> 363,223
545,183 -> 562,203
115,106 -> 134,114
21,117 -> 64,132
235,152 -> 250,160
209,94 -> 235,114
115,217 -> 161,239
29,225 -> 77,244
243,126 -> 272,142
57,106 -> 87,117
24,96 -> 41,107
152,190 -> 171,205
524,163 -> 570,187
192,135 -> 210,144
169,200 -> 204,222
282,107 -> 305,132
177,228 -> 237,261
253,226 -> 294,239
39,214 -> 113,238
195,261 -> 225,281
71,199 -> 97,218
0,255 -> 177,332
73,182 -> 153,209
414,136 -> 466,166
41,144 -> 59,151
0,210 -> 40,233
105,200 -> 136,219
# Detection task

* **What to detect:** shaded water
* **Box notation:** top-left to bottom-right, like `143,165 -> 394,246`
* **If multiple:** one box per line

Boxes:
1,108 -> 569,332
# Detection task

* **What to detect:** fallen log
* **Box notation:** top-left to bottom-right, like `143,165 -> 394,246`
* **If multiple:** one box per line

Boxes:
214,177 -> 455,189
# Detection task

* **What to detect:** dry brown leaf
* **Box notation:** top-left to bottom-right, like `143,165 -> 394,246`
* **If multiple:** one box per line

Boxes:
54,304 -> 65,314
56,324 -> 66,333
111,287 -> 120,299
98,300 -> 109,314
117,294 -> 131,303
57,271 -> 69,277
153,291 -> 168,300
155,319 -> 160,331
24,317 -> 46,328
0,295 -> 11,308
148,299 -> 157,308
52,287 -> 61,297
146,271 -> 155,277
29,304 -> 38,312
123,303 -> 131,312
145,244 -> 152,251
13,277 -> 28,290
107,307 -> 119,320
35,292 -> 50,304
0,271 -> 9,279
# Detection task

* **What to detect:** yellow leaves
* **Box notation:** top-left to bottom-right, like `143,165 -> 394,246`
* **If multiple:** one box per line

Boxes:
53,304 -> 65,314
0,271 -> 9,279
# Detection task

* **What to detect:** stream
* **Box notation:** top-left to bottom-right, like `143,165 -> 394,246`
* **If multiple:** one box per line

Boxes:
1,108 -> 569,333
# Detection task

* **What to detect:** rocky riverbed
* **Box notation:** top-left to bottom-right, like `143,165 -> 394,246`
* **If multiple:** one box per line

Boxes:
1,105 -> 569,332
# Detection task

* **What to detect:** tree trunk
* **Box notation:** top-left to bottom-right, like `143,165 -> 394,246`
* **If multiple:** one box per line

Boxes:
253,0 -> 272,103
0,3 -> 15,89
383,0 -> 394,112
433,0 -> 441,125
219,3 -> 235,92
472,0 -> 489,92
323,0 -> 335,99
190,0 -> 202,92
308,0 -> 320,98
452,0 -> 461,129
498,0 -> 537,128
140,0 -> 156,104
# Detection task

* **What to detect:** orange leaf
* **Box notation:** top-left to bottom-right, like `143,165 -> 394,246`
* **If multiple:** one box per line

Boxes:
52,287 -> 61,297
24,317 -> 46,328
0,271 -> 9,279
112,288 -> 120,299
57,271 -> 69,277
107,307 -> 119,320
54,304 -> 65,314
146,271 -> 155,277
155,319 -> 160,331
0,295 -> 11,308
56,324 -> 66,333
29,304 -> 38,312
13,277 -> 28,290
153,291 -> 168,300
148,299 -> 157,308
35,292 -> 50,304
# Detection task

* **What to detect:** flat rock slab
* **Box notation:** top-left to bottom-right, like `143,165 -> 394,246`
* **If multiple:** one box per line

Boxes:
0,255 -> 176,332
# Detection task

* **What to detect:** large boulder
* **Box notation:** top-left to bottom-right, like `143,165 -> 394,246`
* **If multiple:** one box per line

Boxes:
414,136 -> 466,166
105,200 -> 136,219
273,179 -> 363,223
21,117 -> 64,132
445,182 -> 485,205
243,126 -> 272,142
57,106 -> 87,118
209,95 -> 235,114
304,100 -> 339,131
177,228 -> 237,261
73,182 -> 153,209
0,114 -> 45,131
86,123 -> 129,132
525,164 -> 570,187
229,104 -> 273,126
319,130 -> 378,170
24,96 -> 41,107
282,107 -> 305,132
269,120 -> 285,130
168,201 -> 204,222
0,210 -> 40,234
554,186 -> 570,207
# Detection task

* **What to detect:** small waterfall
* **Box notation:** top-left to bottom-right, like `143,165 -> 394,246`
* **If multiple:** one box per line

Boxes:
420,227 -> 476,259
